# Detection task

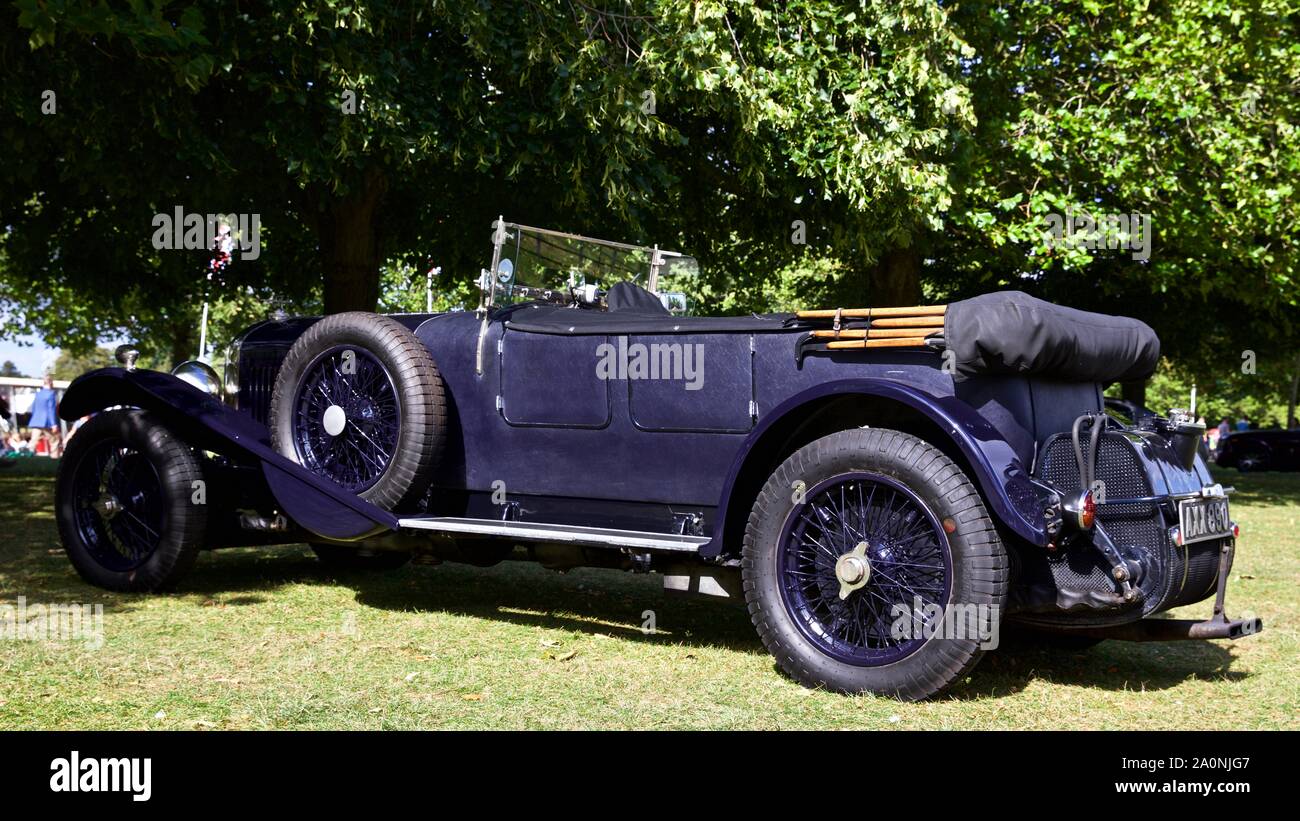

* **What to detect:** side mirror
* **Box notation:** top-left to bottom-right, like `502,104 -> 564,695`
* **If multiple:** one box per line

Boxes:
496,257 -> 515,288
659,292 -> 689,315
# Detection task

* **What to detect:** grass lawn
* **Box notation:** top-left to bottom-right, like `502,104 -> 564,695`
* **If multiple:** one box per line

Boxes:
1,457 -> 1295,730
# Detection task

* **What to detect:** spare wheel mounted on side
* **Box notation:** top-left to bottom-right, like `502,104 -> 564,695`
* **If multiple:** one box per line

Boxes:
268,311 -> 447,512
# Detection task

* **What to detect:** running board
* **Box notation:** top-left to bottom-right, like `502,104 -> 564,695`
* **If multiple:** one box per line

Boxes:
395,517 -> 709,553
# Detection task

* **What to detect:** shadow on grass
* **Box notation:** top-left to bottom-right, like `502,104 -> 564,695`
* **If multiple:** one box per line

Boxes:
182,547 -> 766,654
1209,466 -> 1300,508
940,628 -> 1244,701
182,547 -> 1248,697
3,471 -> 1255,700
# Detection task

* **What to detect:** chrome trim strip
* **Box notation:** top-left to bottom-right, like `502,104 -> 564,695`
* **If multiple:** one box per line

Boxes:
396,517 -> 709,552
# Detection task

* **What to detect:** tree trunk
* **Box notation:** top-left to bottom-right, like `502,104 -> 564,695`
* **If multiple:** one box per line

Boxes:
866,246 -> 922,307
1120,379 -> 1147,409
1288,351 -> 1300,429
169,320 -> 196,370
314,168 -> 389,314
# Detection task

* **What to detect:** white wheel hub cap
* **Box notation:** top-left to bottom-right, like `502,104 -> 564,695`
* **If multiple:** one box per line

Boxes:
322,404 -> 347,437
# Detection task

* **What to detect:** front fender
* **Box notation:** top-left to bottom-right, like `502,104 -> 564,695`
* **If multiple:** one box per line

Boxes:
60,368 -> 398,541
704,378 -> 1052,558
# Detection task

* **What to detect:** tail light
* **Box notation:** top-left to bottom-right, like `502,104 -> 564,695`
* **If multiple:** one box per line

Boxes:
1064,489 -> 1096,531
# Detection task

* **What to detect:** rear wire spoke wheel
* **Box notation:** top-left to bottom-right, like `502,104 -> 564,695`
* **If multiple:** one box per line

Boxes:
55,409 -> 207,592
269,312 -> 447,512
743,428 -> 1008,700
780,473 -> 952,666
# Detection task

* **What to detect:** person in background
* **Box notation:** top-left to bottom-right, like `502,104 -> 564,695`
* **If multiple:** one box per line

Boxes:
27,374 -> 62,458
0,394 -> 12,457
5,428 -> 28,453
1236,414 -> 1250,432
1215,418 -> 1232,453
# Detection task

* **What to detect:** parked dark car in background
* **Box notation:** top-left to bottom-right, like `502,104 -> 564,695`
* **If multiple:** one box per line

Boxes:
52,221 -> 1262,700
1217,429 -> 1300,472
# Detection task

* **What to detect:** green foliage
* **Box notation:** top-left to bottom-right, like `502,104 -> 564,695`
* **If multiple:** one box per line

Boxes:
374,260 -> 477,315
937,0 -> 1300,357
0,361 -> 26,378
0,0 -> 1295,420
49,346 -> 116,381
1110,353 -> 1300,428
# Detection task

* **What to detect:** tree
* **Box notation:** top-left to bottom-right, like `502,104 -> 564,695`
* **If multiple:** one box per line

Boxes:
931,0 -> 1299,404
2,0 -> 1294,418
50,346 -> 117,381
0,360 -> 26,378
2,0 -> 971,369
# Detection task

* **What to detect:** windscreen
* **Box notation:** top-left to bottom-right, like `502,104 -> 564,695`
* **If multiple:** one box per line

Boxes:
488,223 -> 697,311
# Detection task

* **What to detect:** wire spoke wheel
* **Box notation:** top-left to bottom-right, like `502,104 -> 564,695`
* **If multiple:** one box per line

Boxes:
778,472 -> 952,666
71,438 -> 166,572
56,409 -> 206,592
269,312 -> 447,513
291,346 -> 401,493
744,428 -> 1007,699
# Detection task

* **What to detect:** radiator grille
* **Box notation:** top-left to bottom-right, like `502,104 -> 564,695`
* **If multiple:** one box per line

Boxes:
238,356 -> 282,426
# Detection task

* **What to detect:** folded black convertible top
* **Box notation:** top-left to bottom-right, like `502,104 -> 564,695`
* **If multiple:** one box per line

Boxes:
944,291 -> 1159,383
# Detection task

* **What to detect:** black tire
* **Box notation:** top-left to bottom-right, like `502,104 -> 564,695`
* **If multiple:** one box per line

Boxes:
269,311 -> 447,511
55,409 -> 207,592
743,428 -> 1009,700
310,543 -> 412,570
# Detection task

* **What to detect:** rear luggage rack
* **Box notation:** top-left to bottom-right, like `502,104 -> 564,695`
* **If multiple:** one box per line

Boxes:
794,304 -> 948,361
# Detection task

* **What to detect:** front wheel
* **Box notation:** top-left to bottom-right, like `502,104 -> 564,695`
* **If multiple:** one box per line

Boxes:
55,410 -> 207,592
743,428 -> 1008,700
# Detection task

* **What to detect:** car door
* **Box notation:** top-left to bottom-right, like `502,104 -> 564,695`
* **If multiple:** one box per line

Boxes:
497,327 -> 611,428
625,332 -> 755,433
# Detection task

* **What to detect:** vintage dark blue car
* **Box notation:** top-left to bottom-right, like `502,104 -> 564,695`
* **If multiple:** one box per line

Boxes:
54,221 -> 1261,700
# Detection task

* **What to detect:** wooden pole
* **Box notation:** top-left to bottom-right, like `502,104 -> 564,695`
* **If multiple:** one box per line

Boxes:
796,305 -> 946,319
827,337 -> 929,349
811,328 -> 940,339
866,316 -> 945,328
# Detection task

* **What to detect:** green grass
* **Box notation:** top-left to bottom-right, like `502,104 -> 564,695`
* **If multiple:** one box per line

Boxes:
1,461 -> 1295,729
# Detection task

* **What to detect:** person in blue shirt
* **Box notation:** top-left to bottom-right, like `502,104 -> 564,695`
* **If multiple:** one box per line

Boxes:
27,375 -> 61,458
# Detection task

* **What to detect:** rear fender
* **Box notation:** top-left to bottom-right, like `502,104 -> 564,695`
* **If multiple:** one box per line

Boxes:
705,378 -> 1054,558
59,368 -> 398,541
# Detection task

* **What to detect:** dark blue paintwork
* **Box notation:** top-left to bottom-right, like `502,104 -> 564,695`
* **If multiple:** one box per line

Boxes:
60,369 -> 398,541
62,305 -> 1104,552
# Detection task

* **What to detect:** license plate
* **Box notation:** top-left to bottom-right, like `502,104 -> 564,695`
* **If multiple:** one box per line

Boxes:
1178,497 -> 1232,544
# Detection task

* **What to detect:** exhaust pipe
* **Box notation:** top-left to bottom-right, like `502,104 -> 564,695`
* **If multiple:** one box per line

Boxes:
1069,614 -> 1263,642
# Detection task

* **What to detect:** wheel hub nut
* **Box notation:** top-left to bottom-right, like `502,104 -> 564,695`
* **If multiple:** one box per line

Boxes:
93,495 -> 121,519
836,541 -> 872,600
